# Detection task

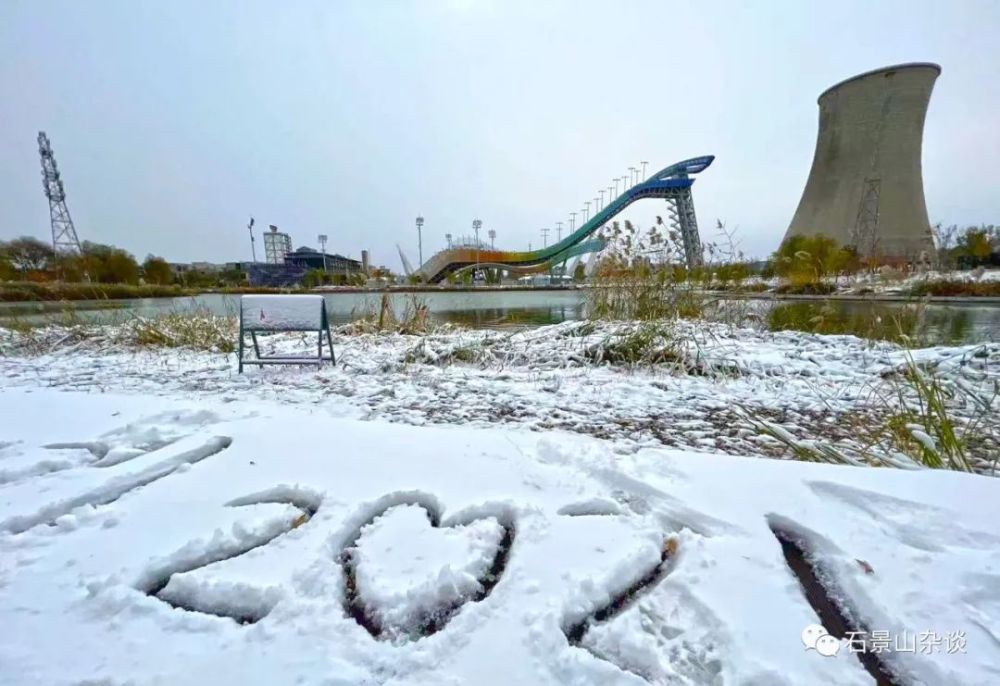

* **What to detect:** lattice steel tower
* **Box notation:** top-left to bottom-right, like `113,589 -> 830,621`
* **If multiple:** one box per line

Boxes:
38,131 -> 82,253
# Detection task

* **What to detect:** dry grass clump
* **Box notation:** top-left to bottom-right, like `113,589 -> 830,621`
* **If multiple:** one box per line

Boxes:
908,279 -> 1000,297
339,294 -> 436,336
125,312 -> 237,352
744,347 -> 999,474
0,309 -> 238,355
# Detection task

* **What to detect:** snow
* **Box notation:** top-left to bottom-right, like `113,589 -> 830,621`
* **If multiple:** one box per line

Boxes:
847,268 -> 1000,293
717,268 -> 1000,295
348,503 -> 507,639
241,294 -> 327,331
3,319 -> 996,468
1,316 -> 999,684
1,385 -> 998,685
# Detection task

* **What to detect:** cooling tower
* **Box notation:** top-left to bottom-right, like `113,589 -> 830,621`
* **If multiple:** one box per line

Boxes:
784,63 -> 940,261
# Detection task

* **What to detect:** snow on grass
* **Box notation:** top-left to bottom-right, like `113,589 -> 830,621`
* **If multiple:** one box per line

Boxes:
2,318 -> 997,470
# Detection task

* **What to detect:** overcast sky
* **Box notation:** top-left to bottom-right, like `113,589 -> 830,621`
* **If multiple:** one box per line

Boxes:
2,0 -> 998,267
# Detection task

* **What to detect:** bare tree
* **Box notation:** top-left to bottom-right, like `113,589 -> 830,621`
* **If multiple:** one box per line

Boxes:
931,223 -> 959,270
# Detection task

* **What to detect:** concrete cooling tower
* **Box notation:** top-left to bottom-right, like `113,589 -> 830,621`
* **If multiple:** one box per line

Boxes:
784,63 -> 940,261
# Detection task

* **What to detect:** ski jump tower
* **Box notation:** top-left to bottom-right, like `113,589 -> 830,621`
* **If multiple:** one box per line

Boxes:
784,63 -> 939,262
38,131 -> 83,253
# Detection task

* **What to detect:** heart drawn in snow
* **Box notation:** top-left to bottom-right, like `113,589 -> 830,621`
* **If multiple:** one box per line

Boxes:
338,495 -> 515,641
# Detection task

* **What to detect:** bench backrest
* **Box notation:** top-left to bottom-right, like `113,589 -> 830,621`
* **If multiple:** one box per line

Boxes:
241,294 -> 328,331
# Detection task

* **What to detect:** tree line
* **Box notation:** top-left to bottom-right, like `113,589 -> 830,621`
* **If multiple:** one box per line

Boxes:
0,236 -> 244,287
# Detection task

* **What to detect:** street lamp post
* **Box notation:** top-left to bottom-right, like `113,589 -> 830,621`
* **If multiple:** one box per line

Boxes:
583,202 -> 590,223
446,233 -> 452,249
598,190 -> 605,211
641,160 -> 648,181
415,216 -> 424,267
556,221 -> 565,280
569,212 -> 576,232
628,167 -> 636,187
317,234 -> 328,272
472,218 -> 482,283
540,228 -> 551,284
248,217 -> 257,263
488,229 -> 496,249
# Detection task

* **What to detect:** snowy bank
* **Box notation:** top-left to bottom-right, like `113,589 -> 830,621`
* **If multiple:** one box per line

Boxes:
2,319 -> 997,471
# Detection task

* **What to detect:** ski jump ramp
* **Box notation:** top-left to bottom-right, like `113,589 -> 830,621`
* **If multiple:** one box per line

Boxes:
416,156 -> 714,283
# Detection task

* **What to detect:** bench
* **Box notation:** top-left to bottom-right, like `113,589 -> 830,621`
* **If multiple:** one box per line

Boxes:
238,295 -> 335,373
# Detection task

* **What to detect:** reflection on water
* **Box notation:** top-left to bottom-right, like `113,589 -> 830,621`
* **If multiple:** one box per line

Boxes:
765,302 -> 976,346
0,291 -> 996,345
425,305 -> 584,329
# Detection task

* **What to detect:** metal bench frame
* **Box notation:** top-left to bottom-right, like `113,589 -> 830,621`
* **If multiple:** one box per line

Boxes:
238,298 -> 336,373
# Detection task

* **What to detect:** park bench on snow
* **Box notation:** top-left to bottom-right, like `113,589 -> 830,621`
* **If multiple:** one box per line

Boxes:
238,294 -> 335,373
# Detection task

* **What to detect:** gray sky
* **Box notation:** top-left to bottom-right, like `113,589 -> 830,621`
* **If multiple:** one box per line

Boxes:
2,0 -> 998,267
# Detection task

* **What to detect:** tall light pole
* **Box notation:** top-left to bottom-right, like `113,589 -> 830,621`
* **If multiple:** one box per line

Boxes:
598,190 -> 605,211
614,178 -> 620,196
608,185 -> 614,202
488,228 -> 496,249
446,233 -> 452,249
583,202 -> 590,223
317,234 -> 328,272
569,212 -> 576,232
641,160 -> 648,181
628,167 -> 636,187
472,218 -> 482,283
415,216 -> 424,267
540,228 -> 551,284
556,221 -> 565,279
247,217 -> 257,263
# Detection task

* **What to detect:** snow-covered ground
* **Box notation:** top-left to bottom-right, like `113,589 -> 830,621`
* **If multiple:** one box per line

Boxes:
2,319 -> 997,466
1,388 -> 998,685
2,319 -> 999,684
712,268 -> 1000,295
838,268 -> 1000,295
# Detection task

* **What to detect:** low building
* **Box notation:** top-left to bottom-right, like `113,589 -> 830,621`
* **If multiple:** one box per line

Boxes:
168,261 -> 227,275
285,247 -> 363,274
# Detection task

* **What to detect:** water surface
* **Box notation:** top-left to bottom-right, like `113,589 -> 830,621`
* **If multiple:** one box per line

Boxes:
1,290 -> 996,345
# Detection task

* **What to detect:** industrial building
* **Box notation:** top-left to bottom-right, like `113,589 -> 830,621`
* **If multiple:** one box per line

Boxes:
284,246 -> 363,273
784,63 -> 939,262
263,226 -> 293,264
246,247 -> 365,286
